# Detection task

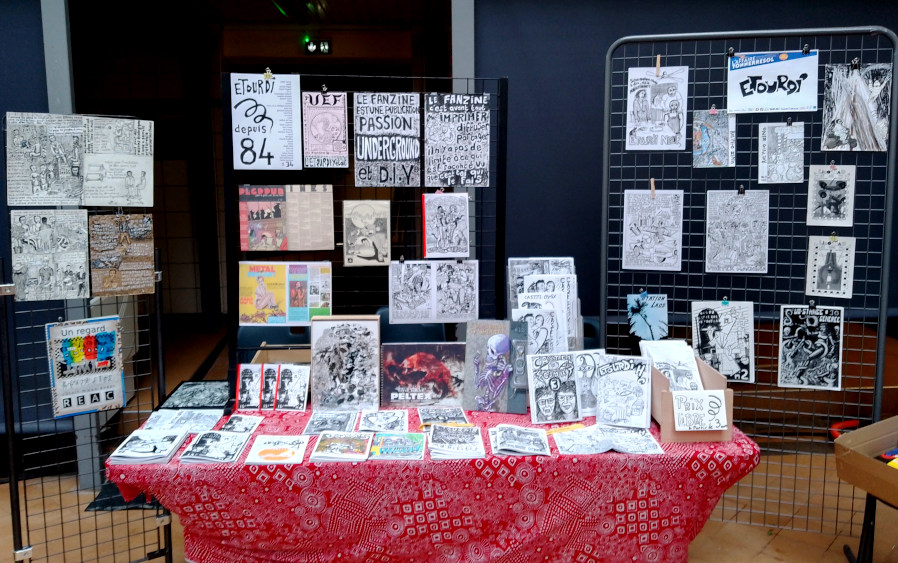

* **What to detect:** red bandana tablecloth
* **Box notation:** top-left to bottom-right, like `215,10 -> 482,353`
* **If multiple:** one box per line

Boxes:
108,410 -> 759,563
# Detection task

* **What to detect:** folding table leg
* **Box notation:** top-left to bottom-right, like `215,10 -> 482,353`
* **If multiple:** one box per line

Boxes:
843,494 -> 877,563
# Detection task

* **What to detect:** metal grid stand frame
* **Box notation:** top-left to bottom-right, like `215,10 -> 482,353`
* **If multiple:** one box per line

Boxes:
600,27 -> 897,534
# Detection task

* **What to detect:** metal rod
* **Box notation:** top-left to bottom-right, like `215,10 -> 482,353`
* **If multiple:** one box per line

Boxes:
0,257 -> 25,553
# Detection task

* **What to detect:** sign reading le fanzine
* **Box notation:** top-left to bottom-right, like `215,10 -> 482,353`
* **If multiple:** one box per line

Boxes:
671,390 -> 728,431
230,73 -> 302,170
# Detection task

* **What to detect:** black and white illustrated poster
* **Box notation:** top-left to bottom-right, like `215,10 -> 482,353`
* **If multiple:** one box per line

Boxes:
693,109 -> 736,168
805,235 -> 856,300
758,122 -> 805,184
301,90 -> 348,168
779,305 -> 843,390
11,209 -> 89,301
424,93 -> 490,187
691,300 -> 755,383
705,190 -> 769,274
806,164 -> 855,227
622,189 -> 683,271
354,92 -> 420,187
423,192 -> 470,258
6,112 -> 83,207
310,316 -> 381,411
81,116 -> 155,207
626,66 -> 689,150
389,260 -> 479,324
822,63 -> 891,152
342,200 -> 390,266
230,73 -> 302,170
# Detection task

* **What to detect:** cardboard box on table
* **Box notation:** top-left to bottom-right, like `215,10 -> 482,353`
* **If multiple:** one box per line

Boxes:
834,416 -> 898,509
250,342 -> 311,365
650,357 -> 734,443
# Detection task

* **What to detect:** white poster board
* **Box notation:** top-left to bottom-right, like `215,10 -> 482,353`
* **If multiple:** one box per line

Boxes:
727,50 -> 819,113
230,73 -> 302,170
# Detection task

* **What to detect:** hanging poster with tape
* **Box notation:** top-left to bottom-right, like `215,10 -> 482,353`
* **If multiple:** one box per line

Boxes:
230,72 -> 302,170
727,50 -> 819,113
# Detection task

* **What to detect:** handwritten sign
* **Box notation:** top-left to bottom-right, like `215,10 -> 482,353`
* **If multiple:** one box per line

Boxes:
727,51 -> 818,113
354,92 -> 420,187
230,73 -> 302,170
671,390 -> 728,431
424,93 -> 490,187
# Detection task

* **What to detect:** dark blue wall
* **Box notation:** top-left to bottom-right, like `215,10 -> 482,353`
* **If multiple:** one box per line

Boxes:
476,0 -> 898,316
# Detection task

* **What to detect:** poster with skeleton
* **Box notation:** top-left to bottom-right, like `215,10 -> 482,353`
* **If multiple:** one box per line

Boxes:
806,165 -> 855,227
354,92 -> 420,187
6,112 -> 83,206
626,293 -> 668,341
10,209 -> 89,302
526,352 -> 583,425
81,116 -> 154,206
302,90 -> 348,168
511,307 -> 567,355
758,122 -> 805,184
388,260 -> 479,324
822,63 -> 891,152
89,214 -> 154,297
423,192 -> 470,258
705,190 -> 769,274
805,235 -> 856,299
622,189 -> 683,271
507,256 -> 575,312
45,315 -> 123,418
779,305 -> 843,390
424,92 -> 490,187
626,66 -> 689,150
691,300 -> 755,383
310,316 -> 381,411
343,200 -> 390,266
693,109 -> 736,168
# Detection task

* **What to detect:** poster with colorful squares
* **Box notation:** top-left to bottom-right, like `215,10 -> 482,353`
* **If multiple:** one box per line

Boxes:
45,315 -> 124,418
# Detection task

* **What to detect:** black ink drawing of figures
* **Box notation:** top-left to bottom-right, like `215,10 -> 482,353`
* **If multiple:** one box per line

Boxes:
18,123 -> 82,197
431,203 -> 466,252
437,265 -> 474,315
392,265 -> 430,311
781,315 -> 840,388
533,378 -> 578,423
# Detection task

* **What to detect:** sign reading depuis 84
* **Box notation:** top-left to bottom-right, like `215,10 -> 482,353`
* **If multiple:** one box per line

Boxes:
230,73 -> 303,170
727,50 -> 819,113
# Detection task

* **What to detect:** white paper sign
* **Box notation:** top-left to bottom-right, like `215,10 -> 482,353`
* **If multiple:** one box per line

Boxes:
727,51 -> 819,113
230,73 -> 302,170
671,390 -> 728,431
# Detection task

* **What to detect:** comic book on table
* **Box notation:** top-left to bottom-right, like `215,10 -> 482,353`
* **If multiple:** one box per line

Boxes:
309,431 -> 374,462
428,424 -> 485,460
179,431 -> 252,464
108,429 -> 189,465
142,409 -> 223,434
488,425 -> 551,456
461,320 -> 527,414
160,380 -> 230,410
368,433 -> 426,460
244,435 -> 310,465
380,342 -> 465,408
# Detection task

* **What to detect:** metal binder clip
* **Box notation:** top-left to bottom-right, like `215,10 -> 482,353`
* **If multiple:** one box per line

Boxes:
709,104 -> 718,116
830,231 -> 838,243
802,44 -> 810,55
650,178 -> 656,199
321,84 -> 328,93
808,300 -> 816,311
786,117 -> 793,126
655,54 -> 661,76
737,184 -> 745,195
851,57 -> 860,70
722,296 -> 729,306
727,47 -> 735,58
263,67 -> 273,80
639,288 -> 648,299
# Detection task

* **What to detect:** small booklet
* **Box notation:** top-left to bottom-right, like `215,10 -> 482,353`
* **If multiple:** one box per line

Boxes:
489,424 -> 551,456
302,411 -> 359,435
219,414 -> 264,434
244,435 -> 310,465
639,339 -> 704,391
358,409 -> 409,433
417,406 -> 469,429
428,424 -> 485,460
108,429 -> 189,465
553,424 -> 664,455
142,409 -> 223,434
179,431 -> 252,464
368,433 -> 426,460
309,431 -> 374,462
160,380 -> 231,409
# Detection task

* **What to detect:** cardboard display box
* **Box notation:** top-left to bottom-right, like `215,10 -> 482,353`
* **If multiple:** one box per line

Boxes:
651,357 -> 734,443
250,343 -> 311,365
834,416 -> 898,509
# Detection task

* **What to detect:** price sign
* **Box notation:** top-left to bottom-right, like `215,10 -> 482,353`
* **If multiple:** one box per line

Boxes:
671,390 -> 728,431
230,73 -> 302,170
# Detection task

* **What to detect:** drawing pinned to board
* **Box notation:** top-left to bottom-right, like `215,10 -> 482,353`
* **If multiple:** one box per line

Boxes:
6,112 -> 84,207
302,90 -> 348,168
693,108 -> 736,168
10,209 -> 89,302
705,190 -> 769,274
758,122 -> 805,184
805,235 -> 856,299
626,66 -> 689,150
779,305 -> 843,390
806,165 -> 855,227
354,92 -> 420,187
622,189 -> 683,271
238,185 -> 334,251
727,50 -> 819,113
81,116 -> 154,207
423,192 -> 470,258
627,293 -> 669,341
230,73 -> 301,170
343,200 -> 390,266
822,62 -> 891,152
89,214 -> 154,297
691,300 -> 755,383
388,260 -> 479,324
424,93 -> 490,187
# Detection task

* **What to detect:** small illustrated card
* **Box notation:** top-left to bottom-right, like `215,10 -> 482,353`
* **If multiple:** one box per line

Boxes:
422,191 -> 470,258
343,200 -> 390,266
671,390 -> 728,431
626,293 -> 668,341
219,414 -> 264,434
626,66 -> 689,150
245,435 -> 310,465
309,431 -> 373,462
368,433 -> 426,460
622,190 -> 684,271
807,165 -> 855,227
417,406 -> 468,427
236,364 -> 263,410
358,409 -> 409,433
779,305 -> 843,390
758,122 -> 805,184
691,300 -> 755,383
822,63 -> 891,152
693,108 -> 736,168
705,190 -> 769,274
805,235 -> 856,299
310,315 -> 380,411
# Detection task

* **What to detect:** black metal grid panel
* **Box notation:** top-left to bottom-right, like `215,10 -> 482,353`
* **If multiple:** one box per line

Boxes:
2,266 -> 168,560
601,28 -> 896,534
221,74 -> 508,358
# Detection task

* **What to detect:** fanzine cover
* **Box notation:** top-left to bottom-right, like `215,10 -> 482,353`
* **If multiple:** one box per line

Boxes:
160,380 -> 230,409
705,190 -> 769,274
626,66 -> 689,150
626,293 -> 669,341
11,209 -> 89,302
591,354 -> 651,428
302,90 -> 349,168
274,364 -> 310,411
354,92 -> 420,187
526,352 -> 583,425
622,190 -> 684,272
507,256 -> 575,312
806,165 -> 855,227
779,305 -> 843,390
236,364 -> 263,410
691,300 -> 755,383
358,409 -> 409,433
343,200 -> 391,266
821,63 -> 891,152
422,192 -> 470,258
805,236 -> 856,300
758,122 -> 805,184
423,92 -> 490,187
89,214 -> 154,297
693,108 -> 736,168
380,343 -> 465,408
368,433 -> 425,460
462,320 -> 526,414
238,261 -> 331,326
310,316 -> 380,411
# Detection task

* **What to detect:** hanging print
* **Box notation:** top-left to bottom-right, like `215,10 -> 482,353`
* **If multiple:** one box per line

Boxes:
806,165 -> 855,227
354,92 -> 420,187
693,108 -> 736,168
622,189 -> 684,271
821,62 -> 891,152
626,66 -> 689,150
627,292 -> 669,341
302,90 -> 348,168
779,305 -> 843,390
424,92 -> 490,187
727,50 -> 819,113
343,200 -> 390,266
705,190 -> 769,274
758,122 -> 805,184
691,300 -> 755,383
805,235 -> 856,299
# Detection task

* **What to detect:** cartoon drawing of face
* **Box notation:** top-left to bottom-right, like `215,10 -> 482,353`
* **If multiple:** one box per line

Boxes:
557,388 -> 577,415
535,388 -> 556,418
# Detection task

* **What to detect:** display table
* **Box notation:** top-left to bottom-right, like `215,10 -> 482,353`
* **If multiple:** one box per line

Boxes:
108,411 -> 759,563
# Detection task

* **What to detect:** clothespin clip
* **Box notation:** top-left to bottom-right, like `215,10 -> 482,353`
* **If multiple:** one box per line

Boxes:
830,231 -> 838,243
639,287 -> 648,299
456,259 -> 463,265
787,117 -> 793,126
808,299 -> 816,311
655,54 -> 661,76
737,184 -> 745,195
802,44 -> 810,55
851,57 -> 860,70
650,178 -> 656,199
727,47 -> 735,58
722,296 -> 729,306
829,160 -> 837,171
115,207 -> 124,217
321,84 -> 328,93
709,104 -> 718,116
263,67 -> 273,80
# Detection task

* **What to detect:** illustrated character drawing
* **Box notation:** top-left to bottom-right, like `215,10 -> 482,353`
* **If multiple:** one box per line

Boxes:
473,334 -> 512,411
382,351 -> 456,403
